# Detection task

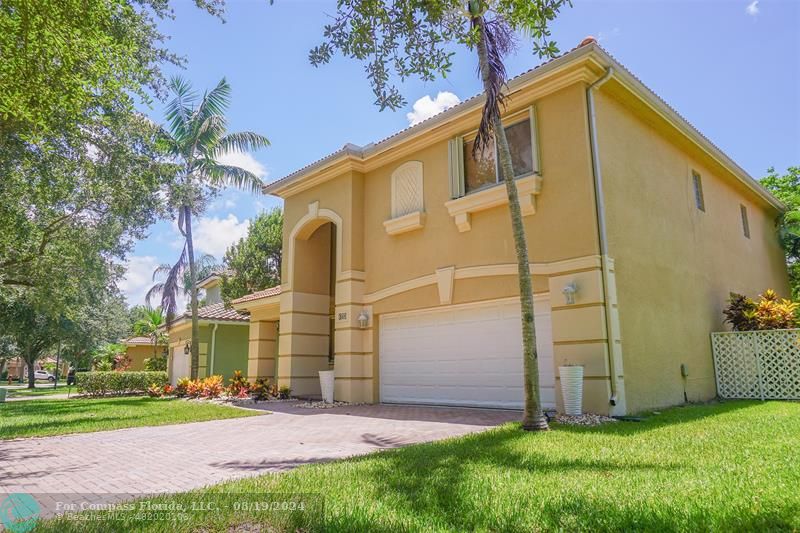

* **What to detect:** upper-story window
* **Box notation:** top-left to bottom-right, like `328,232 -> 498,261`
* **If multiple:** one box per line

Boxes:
448,106 -> 540,199
740,204 -> 750,238
390,160 -> 424,218
692,170 -> 705,212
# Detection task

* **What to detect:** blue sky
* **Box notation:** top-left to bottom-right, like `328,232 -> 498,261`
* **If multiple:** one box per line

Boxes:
120,0 -> 800,307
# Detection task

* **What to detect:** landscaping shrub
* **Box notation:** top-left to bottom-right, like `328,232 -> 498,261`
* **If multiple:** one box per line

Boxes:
175,377 -> 191,397
143,356 -> 167,371
227,370 -> 249,397
250,377 -> 277,401
77,371 -> 168,397
278,384 -> 291,399
724,289 -> 799,330
201,375 -> 224,399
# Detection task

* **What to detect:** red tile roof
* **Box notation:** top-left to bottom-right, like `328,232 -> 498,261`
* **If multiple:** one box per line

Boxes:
231,286 -> 282,305
178,302 -> 249,322
123,336 -> 158,346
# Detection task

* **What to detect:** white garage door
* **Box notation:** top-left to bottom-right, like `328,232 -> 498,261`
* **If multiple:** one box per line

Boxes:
380,297 -> 555,409
170,350 -> 190,386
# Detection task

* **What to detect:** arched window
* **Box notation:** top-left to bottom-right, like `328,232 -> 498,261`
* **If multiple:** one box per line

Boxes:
391,161 -> 424,218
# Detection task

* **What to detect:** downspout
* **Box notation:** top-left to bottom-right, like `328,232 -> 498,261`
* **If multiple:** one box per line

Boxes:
209,323 -> 219,375
586,67 -> 620,408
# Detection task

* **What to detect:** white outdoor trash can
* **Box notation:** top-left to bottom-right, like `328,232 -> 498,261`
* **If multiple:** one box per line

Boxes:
559,365 -> 584,415
319,370 -> 335,404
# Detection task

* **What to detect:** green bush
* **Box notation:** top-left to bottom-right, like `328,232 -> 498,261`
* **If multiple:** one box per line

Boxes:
77,371 -> 168,397
143,356 -> 167,371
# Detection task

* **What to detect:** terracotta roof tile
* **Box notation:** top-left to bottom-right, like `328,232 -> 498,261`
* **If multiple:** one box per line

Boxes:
179,302 -> 249,322
231,286 -> 282,305
123,336 -> 157,346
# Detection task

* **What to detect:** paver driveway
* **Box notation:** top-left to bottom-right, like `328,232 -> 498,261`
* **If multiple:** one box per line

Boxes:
0,401 -> 517,517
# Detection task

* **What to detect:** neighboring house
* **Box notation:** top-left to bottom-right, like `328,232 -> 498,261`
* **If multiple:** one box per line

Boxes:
121,336 -> 167,371
252,39 -> 787,415
4,357 -> 69,381
166,275 -> 249,385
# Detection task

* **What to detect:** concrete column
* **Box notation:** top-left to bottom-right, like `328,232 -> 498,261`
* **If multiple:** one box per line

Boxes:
276,290 -> 332,398
333,273 -> 374,403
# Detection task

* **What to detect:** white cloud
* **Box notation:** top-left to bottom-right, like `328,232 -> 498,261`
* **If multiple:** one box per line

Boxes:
746,0 -> 759,15
118,255 -> 160,307
192,214 -> 251,257
406,91 -> 461,126
216,151 -> 268,179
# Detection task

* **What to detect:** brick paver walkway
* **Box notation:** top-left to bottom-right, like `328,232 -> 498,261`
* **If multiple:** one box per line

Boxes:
0,402 -> 517,517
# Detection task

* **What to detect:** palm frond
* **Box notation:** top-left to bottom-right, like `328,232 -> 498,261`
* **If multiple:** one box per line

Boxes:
200,162 -> 264,194
145,283 -> 165,308
212,132 -> 271,158
472,15 -> 515,156
165,76 -> 197,147
196,78 -> 232,125
151,264 -> 173,282
159,245 -> 188,324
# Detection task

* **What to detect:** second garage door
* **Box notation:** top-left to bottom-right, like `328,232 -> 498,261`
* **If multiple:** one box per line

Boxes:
379,296 -> 555,409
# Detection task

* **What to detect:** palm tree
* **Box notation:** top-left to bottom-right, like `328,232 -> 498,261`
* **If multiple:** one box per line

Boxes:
146,253 -> 219,309
133,307 -> 168,359
468,2 -> 548,430
158,77 -> 269,379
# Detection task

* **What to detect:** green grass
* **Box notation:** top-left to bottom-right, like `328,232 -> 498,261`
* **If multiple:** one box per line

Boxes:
3,383 -> 76,397
0,396 -> 261,440
34,400 -> 800,532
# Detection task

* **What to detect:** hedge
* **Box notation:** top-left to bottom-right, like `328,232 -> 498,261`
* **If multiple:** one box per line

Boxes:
77,371 -> 168,397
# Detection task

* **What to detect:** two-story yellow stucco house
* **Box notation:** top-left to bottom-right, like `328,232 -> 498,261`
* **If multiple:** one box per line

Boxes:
242,40 -> 788,415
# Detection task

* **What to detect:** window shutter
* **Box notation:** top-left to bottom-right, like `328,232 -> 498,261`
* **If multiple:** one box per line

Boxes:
529,105 -> 541,175
448,136 -> 465,199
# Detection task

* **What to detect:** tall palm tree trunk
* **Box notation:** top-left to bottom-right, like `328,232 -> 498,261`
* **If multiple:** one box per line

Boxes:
474,15 -> 548,431
184,205 -> 200,379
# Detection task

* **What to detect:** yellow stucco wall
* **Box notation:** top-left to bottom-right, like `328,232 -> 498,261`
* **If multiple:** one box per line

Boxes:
595,86 -> 789,412
124,345 -> 161,371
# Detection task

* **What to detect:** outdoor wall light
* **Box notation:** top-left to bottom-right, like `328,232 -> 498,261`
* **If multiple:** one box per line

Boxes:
183,341 -> 191,355
357,310 -> 370,329
562,282 -> 578,305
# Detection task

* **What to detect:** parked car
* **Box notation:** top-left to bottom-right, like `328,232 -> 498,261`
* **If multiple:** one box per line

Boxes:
33,370 -> 55,382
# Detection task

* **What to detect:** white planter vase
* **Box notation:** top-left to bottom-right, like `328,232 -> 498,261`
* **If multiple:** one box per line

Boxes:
319,370 -> 335,404
559,366 -> 584,415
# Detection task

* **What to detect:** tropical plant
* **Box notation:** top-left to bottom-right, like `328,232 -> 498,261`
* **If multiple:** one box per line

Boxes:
133,307 -> 169,359
227,370 -> 249,397
221,208 -> 283,304
723,290 -> 798,331
761,166 -> 800,298
155,77 -> 270,379
250,377 -> 277,401
175,377 -> 192,397
305,0 -> 570,431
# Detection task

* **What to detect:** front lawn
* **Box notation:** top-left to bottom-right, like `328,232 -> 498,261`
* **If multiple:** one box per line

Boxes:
36,400 -> 799,532
0,397 -> 261,440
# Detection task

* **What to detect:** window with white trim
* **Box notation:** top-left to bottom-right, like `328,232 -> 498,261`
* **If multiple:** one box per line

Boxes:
448,106 -> 540,199
390,160 -> 424,218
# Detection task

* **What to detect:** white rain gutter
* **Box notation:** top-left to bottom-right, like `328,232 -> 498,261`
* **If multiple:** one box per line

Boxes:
586,67 -> 620,408
209,323 -> 219,375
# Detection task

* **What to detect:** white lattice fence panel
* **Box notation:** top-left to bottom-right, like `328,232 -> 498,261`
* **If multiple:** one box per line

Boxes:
711,329 -> 800,400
